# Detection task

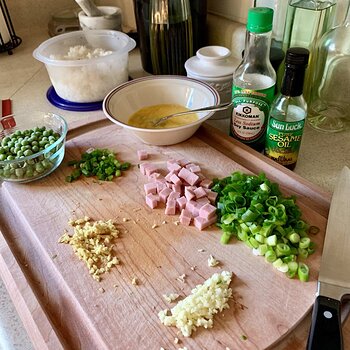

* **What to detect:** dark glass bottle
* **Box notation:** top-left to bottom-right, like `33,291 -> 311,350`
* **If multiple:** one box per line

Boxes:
133,0 -> 206,75
265,47 -> 309,170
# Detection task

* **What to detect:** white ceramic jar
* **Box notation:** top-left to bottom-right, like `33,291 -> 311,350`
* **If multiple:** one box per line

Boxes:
185,46 -> 239,119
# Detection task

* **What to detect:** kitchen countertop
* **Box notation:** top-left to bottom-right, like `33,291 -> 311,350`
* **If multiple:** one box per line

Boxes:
0,28 -> 349,350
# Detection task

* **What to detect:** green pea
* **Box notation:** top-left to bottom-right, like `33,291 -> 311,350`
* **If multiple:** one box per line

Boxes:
6,155 -> 15,160
0,154 -> 6,161
15,168 -> 24,177
32,145 -> 39,153
24,149 -> 33,156
0,147 -> 5,154
35,163 -> 45,173
14,130 -> 22,136
21,139 -> 29,146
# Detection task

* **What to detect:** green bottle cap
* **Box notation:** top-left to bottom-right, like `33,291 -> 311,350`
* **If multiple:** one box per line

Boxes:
247,7 -> 274,33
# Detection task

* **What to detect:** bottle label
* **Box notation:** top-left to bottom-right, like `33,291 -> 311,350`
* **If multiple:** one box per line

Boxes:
231,85 -> 275,143
265,116 -> 305,166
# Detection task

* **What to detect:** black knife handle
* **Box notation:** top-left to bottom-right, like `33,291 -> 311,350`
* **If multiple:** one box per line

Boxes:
307,295 -> 343,350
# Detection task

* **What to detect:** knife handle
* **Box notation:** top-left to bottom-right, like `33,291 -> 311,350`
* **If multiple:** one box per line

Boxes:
307,295 -> 343,350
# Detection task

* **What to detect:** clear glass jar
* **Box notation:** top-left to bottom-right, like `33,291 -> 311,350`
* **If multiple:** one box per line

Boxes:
307,5 -> 350,132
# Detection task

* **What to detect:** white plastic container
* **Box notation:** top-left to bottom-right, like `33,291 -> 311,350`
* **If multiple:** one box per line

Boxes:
33,30 -> 136,103
185,46 -> 239,119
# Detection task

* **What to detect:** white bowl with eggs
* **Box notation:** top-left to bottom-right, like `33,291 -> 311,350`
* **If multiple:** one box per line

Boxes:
102,76 -> 220,146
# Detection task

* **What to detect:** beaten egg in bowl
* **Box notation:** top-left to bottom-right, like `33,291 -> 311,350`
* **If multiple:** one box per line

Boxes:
127,104 -> 198,129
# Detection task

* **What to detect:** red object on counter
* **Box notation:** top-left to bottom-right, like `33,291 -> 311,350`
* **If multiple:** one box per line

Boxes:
1,99 -> 16,129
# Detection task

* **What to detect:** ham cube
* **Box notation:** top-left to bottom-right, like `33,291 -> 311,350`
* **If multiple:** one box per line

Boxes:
196,197 -> 210,206
200,178 -> 213,189
159,187 -> 172,203
178,168 -> 199,186
199,203 -> 217,219
168,191 -> 180,202
144,182 -> 158,195
171,184 -> 182,193
140,163 -> 160,177
194,186 -> 207,199
194,215 -> 217,231
165,170 -> 178,182
184,186 -> 196,201
176,196 -> 187,211
156,181 -> 167,194
206,190 -> 218,204
145,194 -> 159,209
186,200 -> 199,217
169,173 -> 182,186
179,209 -> 192,226
186,163 -> 201,173
137,150 -> 149,160
167,161 -> 181,172
148,172 -> 162,181
177,158 -> 191,167
165,199 -> 176,215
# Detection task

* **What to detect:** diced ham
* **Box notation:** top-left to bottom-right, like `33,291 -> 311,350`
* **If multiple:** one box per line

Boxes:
169,173 -> 182,186
179,209 -> 192,226
167,161 -> 181,172
199,203 -> 217,219
159,187 -> 172,203
145,194 -> 159,209
196,197 -> 210,206
178,168 -> 199,186
200,178 -> 213,188
184,186 -> 196,201
137,150 -> 149,161
176,196 -> 187,211
140,163 -> 160,177
165,199 -> 176,215
168,191 -> 180,202
193,215 -> 217,231
186,163 -> 201,173
148,172 -> 162,181
171,184 -> 182,193
165,170 -> 178,182
156,181 -> 167,194
193,186 -> 207,199
144,182 -> 158,195
177,158 -> 191,167
206,190 -> 218,204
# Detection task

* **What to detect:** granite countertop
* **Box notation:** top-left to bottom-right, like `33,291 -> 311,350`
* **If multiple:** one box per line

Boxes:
0,27 -> 349,349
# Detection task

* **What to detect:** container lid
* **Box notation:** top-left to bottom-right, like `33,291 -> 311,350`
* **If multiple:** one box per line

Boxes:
185,46 -> 237,79
247,7 -> 273,33
47,86 -> 102,111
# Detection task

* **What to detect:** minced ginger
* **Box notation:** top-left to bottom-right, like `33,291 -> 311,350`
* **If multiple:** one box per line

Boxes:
59,217 -> 120,282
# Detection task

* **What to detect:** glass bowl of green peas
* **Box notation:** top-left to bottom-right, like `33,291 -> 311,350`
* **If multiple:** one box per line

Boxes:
0,111 -> 68,183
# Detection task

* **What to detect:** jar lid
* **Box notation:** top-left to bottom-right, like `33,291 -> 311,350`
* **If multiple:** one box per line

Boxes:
185,46 -> 237,79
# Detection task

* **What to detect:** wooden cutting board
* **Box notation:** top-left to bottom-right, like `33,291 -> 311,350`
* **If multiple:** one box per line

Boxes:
0,115 -> 333,350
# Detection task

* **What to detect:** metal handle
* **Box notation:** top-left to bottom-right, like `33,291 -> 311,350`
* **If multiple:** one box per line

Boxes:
153,102 -> 232,126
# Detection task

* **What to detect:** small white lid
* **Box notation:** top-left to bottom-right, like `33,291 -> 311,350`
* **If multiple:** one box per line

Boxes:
185,46 -> 237,79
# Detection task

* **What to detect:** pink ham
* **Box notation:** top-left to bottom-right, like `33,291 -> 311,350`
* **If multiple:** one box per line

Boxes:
144,182 -> 158,195
167,161 -> 182,172
184,186 -> 196,201
145,194 -> 159,209
200,178 -> 213,189
186,163 -> 201,173
193,186 -> 207,199
177,158 -> 191,167
171,184 -> 182,193
179,209 -> 192,226
137,150 -> 149,161
176,196 -> 187,211
206,190 -> 218,204
159,187 -> 172,203
199,203 -> 217,219
168,191 -> 180,201
178,168 -> 199,186
169,173 -> 182,186
193,215 -> 217,231
165,199 -> 176,215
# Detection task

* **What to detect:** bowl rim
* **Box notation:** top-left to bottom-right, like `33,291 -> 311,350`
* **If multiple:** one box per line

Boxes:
33,29 -> 136,67
0,112 -> 68,165
102,75 -> 221,133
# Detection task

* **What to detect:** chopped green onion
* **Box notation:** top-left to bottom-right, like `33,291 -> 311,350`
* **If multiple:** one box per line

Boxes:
298,262 -> 309,282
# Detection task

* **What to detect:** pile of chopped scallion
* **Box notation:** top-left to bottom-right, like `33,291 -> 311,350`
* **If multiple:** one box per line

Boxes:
212,171 -> 316,282
65,148 -> 131,182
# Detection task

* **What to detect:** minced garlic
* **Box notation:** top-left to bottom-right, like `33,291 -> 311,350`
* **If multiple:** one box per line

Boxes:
162,293 -> 180,303
58,218 -> 120,281
159,271 -> 233,337
208,255 -> 220,267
